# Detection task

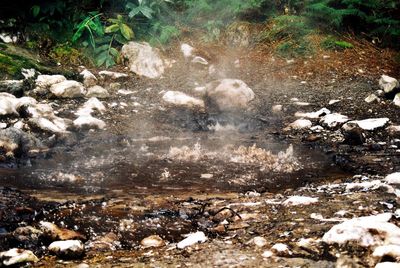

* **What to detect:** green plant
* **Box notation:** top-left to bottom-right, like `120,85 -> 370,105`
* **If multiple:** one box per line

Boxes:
49,43 -> 84,65
72,12 -> 104,49
321,36 -> 354,50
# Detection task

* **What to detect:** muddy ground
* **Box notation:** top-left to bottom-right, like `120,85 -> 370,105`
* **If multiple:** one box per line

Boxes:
0,42 -> 400,267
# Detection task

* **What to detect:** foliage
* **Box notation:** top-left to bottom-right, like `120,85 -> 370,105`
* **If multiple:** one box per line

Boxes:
321,37 -> 354,50
49,44 -> 84,65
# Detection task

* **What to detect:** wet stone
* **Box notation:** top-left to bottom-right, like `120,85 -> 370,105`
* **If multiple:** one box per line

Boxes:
48,240 -> 85,259
140,235 -> 165,249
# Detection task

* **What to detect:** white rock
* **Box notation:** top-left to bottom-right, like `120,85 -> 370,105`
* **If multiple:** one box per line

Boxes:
271,243 -> 291,254
177,231 -> 207,249
15,96 -> 37,110
262,250 -> 274,258
282,196 -> 318,206
21,68 -> 36,79
140,235 -> 165,248
121,42 -> 165,79
253,236 -> 268,247
80,69 -> 97,87
295,108 -> 330,119
344,118 -> 389,131
345,180 -> 385,191
29,117 -> 70,133
50,80 -> 86,98
0,248 -> 39,266
181,43 -> 195,58
191,56 -> 208,65
287,119 -> 312,130
99,71 -> 129,80
48,240 -> 84,257
206,79 -> 255,111
0,123 -> 6,129
328,99 -> 340,105
322,213 -> 400,247
293,101 -> 310,106
365,94 -> 379,103
86,85 -> 109,99
375,262 -> 400,268
162,91 -> 205,109
320,113 -> 349,128
83,97 -> 106,113
272,104 -> 283,113
0,93 -> 18,115
373,245 -> 400,258
394,93 -> 400,107
74,115 -> 106,130
379,75 -> 399,93
385,172 -> 400,184
35,75 -> 66,90
117,89 -> 135,95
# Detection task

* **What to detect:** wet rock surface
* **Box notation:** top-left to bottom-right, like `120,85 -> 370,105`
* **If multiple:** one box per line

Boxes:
0,43 -> 399,267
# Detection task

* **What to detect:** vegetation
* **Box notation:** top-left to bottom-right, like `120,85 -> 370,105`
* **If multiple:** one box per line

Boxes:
0,0 -> 398,67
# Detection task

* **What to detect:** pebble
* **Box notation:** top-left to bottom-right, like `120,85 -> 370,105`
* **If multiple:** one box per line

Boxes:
140,235 -> 165,248
177,231 -> 207,249
48,240 -> 85,258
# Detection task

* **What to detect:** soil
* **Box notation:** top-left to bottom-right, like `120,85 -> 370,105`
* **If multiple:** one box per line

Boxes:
0,39 -> 400,267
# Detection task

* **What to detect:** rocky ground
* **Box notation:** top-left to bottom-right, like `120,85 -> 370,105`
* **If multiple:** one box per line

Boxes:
0,40 -> 400,267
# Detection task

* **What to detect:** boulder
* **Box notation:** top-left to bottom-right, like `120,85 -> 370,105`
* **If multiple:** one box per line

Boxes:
379,75 -> 399,93
0,93 -> 18,115
0,248 -> 39,266
86,85 -> 109,99
50,80 -> 85,98
205,79 -> 255,112
40,221 -> 86,241
121,42 -> 165,79
48,240 -> 84,258
80,69 -> 97,87
162,91 -> 205,109
34,75 -> 66,95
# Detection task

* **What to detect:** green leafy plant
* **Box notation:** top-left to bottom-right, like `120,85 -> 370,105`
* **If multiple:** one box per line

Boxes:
321,36 -> 354,50
126,0 -> 155,19
72,12 -> 104,48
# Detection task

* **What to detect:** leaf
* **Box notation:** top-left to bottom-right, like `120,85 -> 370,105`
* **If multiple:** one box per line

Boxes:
31,5 -> 40,17
109,47 -> 119,57
105,24 -> 120,33
72,28 -> 84,43
121,24 -> 134,40
139,6 -> 154,19
128,8 -> 141,18
114,34 -> 128,45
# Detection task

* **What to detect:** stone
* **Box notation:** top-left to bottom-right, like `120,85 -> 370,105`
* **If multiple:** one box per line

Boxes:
181,43 -> 195,58
162,91 -> 205,109
86,85 -> 109,99
286,119 -> 312,130
0,93 -> 18,115
121,42 -> 165,79
322,213 -> 400,247
35,75 -> 66,90
328,99 -> 340,105
0,127 -> 44,157
295,108 -> 330,119
387,125 -> 400,136
0,248 -> 39,266
0,80 -> 24,95
48,240 -> 84,258
365,94 -> 379,103
40,221 -> 86,241
375,262 -> 400,268
320,113 -> 349,128
87,232 -> 120,251
373,245 -> 400,258
177,231 -> 207,249
379,75 -> 399,93
343,118 -> 389,131
80,69 -> 97,87
29,117 -> 71,133
205,79 -> 255,112
140,235 -> 165,248
282,196 -> 318,206
394,93 -> 400,107
191,56 -> 208,66
385,172 -> 400,184
272,104 -> 283,113
13,226 -> 43,242
253,236 -> 268,247
74,115 -> 106,130
271,243 -> 291,254
99,71 -> 128,80
50,80 -> 85,98
343,124 -> 365,145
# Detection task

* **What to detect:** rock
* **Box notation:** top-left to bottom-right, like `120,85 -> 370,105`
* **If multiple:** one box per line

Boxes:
0,248 -> 39,266
177,231 -> 207,249
191,56 -> 209,66
328,99 -> 340,105
320,113 -> 349,128
262,250 -> 274,258
35,74 -> 67,89
21,68 -> 36,79
272,104 -> 283,113
253,236 -> 268,247
385,172 -> 400,184
343,118 -> 389,131
50,80 -> 86,98
162,91 -> 205,109
80,69 -> 97,87
48,240 -> 84,258
40,221 -> 86,241
379,75 -> 399,93
74,115 -> 106,130
282,196 -> 318,206
342,124 -> 365,145
181,43 -> 195,58
0,80 -> 24,95
271,243 -> 291,255
0,93 -> 18,115
286,119 -> 312,130
0,127 -> 44,157
387,125 -> 400,137
365,94 -> 379,103
86,85 -> 109,98
205,79 -> 255,112
121,42 -> 165,79
322,213 -> 400,247
87,232 -> 120,251
394,93 -> 400,107
99,71 -> 128,80
295,108 -> 330,119
373,245 -> 400,259
29,117 -> 71,133
81,97 -> 106,114
375,262 -> 400,268
140,235 -> 165,248
13,226 -> 43,242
